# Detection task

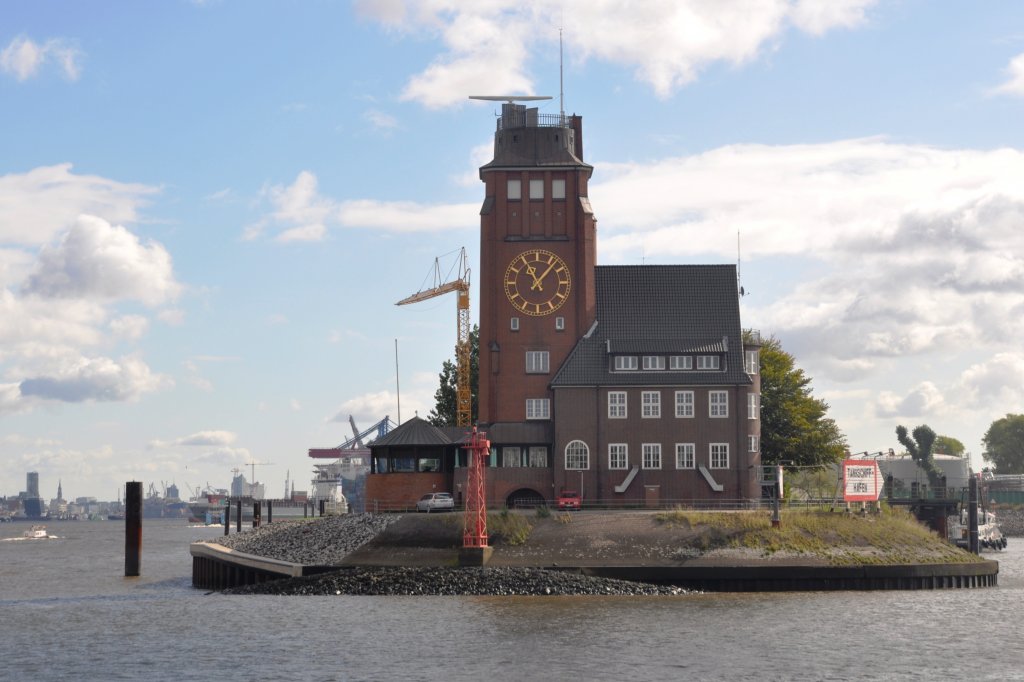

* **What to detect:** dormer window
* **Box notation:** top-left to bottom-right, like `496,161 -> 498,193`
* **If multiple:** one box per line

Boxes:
614,356 -> 638,371
670,356 -> 692,370
696,355 -> 720,370
642,355 -> 666,370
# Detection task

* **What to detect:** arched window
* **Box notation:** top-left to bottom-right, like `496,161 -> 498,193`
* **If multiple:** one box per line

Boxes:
565,440 -> 590,470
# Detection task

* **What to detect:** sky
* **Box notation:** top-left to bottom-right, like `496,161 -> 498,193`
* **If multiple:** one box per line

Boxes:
3,0 -> 1024,501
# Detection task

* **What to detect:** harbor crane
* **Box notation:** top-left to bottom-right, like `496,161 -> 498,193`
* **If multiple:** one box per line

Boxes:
396,247 -> 472,427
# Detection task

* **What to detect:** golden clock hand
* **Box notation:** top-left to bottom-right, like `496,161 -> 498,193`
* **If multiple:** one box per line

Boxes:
531,260 -> 558,291
521,255 -> 541,287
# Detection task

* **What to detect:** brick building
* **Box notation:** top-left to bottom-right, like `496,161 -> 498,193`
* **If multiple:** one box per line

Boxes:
367,102 -> 761,509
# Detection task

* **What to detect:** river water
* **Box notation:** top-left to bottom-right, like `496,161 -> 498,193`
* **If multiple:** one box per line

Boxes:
1,518 -> 1022,681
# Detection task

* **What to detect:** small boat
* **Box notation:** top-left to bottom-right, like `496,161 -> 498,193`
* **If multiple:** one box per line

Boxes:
23,525 -> 52,539
950,510 -> 1007,551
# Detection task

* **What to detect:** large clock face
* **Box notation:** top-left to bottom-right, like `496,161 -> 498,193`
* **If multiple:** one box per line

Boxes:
504,249 -> 572,316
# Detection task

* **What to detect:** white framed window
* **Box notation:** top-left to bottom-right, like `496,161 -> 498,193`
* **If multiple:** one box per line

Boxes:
609,443 -> 628,470
745,350 -> 759,375
528,446 -> 548,467
697,355 -> 720,370
709,391 -> 728,418
747,393 -> 758,420
675,391 -> 694,418
510,317 -> 519,331
614,356 -> 638,371
748,435 -> 759,453
608,391 -> 627,418
642,391 -> 661,418
526,398 -> 550,420
526,350 -> 550,373
642,355 -> 666,370
670,355 -> 693,370
565,440 -> 589,470
502,447 -> 523,467
529,178 -> 544,199
710,443 -> 729,469
552,178 -> 566,200
507,179 -> 521,200
642,443 -> 662,469
555,316 -> 565,331
675,443 -> 695,469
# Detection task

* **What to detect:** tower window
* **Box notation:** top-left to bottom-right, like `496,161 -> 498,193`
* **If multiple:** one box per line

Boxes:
526,350 -> 550,373
529,179 -> 544,200
507,179 -> 521,200
555,316 -> 565,331
526,398 -> 550,420
510,317 -> 519,331
552,179 -> 566,200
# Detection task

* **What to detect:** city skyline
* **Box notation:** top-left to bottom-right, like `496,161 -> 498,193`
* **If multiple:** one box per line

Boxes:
3,2 -> 1024,499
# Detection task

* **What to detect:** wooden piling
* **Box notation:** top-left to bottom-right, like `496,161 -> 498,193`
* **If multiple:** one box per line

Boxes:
236,499 -> 242,533
253,501 -> 261,528
267,499 -> 273,524
223,502 -> 230,536
125,481 -> 142,577
319,499 -> 325,517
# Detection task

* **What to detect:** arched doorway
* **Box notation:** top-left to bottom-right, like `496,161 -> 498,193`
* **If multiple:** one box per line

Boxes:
506,488 -> 545,509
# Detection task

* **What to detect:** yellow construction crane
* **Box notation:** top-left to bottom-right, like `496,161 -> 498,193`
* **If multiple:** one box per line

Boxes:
396,248 -> 471,427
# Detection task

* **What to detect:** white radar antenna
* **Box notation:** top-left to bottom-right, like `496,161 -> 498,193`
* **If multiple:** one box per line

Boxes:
468,95 -> 553,103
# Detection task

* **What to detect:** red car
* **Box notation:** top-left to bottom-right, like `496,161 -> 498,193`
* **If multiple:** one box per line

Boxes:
557,490 -> 581,510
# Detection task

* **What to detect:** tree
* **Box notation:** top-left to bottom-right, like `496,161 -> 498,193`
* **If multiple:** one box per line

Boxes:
758,337 -> 846,467
933,435 -> 965,457
895,424 -> 943,488
428,325 -> 479,427
982,414 -> 1024,474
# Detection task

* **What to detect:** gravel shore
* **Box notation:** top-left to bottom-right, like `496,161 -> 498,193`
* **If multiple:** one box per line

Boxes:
222,566 -> 688,596
205,513 -> 689,596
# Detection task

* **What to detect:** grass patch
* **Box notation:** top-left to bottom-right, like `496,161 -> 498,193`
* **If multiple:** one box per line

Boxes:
486,510 -> 533,546
654,507 -> 983,566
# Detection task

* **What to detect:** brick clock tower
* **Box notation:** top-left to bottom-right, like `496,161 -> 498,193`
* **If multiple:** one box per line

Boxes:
475,98 -> 597,435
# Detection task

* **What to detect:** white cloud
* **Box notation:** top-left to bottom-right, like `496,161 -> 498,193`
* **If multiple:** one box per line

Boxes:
109,315 -> 149,341
18,354 -> 171,403
873,382 -> 946,418
957,353 -> 1024,408
364,109 -> 400,132
255,170 -> 476,241
992,51 -> 1024,97
24,215 -> 181,306
359,0 -> 878,107
1,36 -> 83,82
177,430 -> 238,447
0,164 -> 157,246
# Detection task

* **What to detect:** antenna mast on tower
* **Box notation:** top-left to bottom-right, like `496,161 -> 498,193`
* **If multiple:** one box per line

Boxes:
559,27 -> 565,120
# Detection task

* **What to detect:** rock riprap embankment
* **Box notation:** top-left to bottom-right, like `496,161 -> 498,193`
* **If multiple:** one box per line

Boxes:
212,513 -> 400,565
205,513 -> 690,596
223,566 -> 687,596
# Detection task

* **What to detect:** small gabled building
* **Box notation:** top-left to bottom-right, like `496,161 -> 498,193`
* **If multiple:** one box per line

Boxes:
549,265 -> 761,504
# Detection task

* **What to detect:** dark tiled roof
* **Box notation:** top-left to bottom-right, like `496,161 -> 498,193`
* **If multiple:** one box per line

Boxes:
371,416 -> 453,447
551,265 -> 752,387
479,421 -> 552,444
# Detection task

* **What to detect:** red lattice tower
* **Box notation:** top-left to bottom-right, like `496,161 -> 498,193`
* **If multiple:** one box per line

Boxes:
463,427 -> 490,548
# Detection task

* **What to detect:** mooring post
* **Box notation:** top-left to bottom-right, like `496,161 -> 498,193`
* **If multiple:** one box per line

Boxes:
223,502 -> 230,536
968,475 -> 979,554
236,499 -> 242,533
267,499 -> 273,524
253,501 -> 261,528
125,481 -> 142,577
